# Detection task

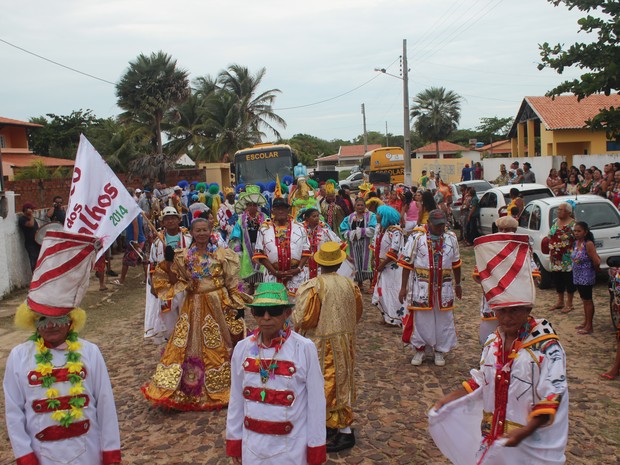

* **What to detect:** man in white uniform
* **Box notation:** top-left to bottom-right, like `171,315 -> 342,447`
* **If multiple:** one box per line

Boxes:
398,209 -> 462,367
3,231 -> 121,465
226,282 -> 327,465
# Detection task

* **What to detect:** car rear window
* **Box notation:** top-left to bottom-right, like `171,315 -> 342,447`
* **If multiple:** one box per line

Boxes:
502,188 -> 554,205
549,203 -> 620,229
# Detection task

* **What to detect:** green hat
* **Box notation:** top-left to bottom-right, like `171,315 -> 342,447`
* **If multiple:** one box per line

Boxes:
247,282 -> 293,307
234,185 -> 267,214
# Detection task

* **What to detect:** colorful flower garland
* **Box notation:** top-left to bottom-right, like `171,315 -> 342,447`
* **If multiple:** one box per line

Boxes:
30,330 -> 85,427
187,246 -> 212,279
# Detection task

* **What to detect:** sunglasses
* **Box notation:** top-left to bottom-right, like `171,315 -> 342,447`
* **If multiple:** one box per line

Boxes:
251,307 -> 287,318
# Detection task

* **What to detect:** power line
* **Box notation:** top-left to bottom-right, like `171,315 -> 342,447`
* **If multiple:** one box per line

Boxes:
411,0 -> 469,54
0,37 -> 116,86
416,0 -> 507,63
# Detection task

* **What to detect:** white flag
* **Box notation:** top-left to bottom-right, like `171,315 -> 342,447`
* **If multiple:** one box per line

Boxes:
65,134 -> 141,259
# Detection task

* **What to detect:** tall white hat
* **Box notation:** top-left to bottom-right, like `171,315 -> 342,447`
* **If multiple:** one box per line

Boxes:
474,233 -> 536,309
27,231 -> 101,317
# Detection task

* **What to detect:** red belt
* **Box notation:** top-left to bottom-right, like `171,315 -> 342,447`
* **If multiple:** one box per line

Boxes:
35,420 -> 90,442
244,416 -> 293,435
32,395 -> 90,413
242,386 -> 295,406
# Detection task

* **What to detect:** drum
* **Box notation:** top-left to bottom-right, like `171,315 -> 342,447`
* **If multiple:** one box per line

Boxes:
35,222 -> 65,245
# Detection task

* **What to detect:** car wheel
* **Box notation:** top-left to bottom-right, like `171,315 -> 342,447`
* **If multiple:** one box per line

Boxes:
533,256 -> 552,290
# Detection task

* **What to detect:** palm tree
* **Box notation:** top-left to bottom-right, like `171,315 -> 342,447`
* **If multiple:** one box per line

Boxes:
217,65 -> 286,141
116,51 -> 190,180
411,87 -> 462,158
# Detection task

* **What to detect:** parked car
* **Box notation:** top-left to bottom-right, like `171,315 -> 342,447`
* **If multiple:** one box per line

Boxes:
478,184 -> 554,235
340,171 -> 365,190
517,195 -> 620,289
449,180 -> 493,227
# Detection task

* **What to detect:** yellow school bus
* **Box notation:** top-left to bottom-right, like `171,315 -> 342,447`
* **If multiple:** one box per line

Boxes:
361,147 -> 405,184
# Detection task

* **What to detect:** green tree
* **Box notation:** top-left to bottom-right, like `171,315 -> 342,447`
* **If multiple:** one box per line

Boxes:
411,87 -> 462,157
281,133 -> 339,166
217,65 -> 286,142
28,110 -> 100,158
538,0 -> 620,139
476,116 -> 513,143
116,51 -> 191,180
14,160 -> 52,180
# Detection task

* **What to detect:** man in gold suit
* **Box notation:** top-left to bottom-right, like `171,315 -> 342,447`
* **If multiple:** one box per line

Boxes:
293,241 -> 363,453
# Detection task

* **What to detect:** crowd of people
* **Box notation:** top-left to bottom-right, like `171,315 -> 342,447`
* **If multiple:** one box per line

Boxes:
6,162 -> 620,465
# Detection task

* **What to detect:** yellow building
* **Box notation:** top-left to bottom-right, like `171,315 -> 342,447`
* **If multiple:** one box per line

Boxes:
508,94 -> 620,165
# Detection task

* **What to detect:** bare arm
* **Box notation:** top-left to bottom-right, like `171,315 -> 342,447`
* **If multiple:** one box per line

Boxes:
585,241 -> 601,270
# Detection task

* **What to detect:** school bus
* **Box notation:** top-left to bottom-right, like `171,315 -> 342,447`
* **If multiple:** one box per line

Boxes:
361,147 -> 405,184
234,143 -> 295,185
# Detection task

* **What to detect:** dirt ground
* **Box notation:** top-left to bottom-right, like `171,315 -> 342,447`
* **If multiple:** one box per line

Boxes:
0,245 -> 618,465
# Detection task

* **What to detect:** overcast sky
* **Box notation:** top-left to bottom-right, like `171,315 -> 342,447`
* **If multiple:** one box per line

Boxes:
2,0 -> 590,145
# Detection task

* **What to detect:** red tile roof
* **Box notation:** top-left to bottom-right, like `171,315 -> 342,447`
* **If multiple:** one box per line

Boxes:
1,153 -> 75,168
338,144 -> 381,158
0,117 -> 44,128
413,140 -> 470,153
317,153 -> 339,162
526,94 -> 620,130
477,139 -> 511,151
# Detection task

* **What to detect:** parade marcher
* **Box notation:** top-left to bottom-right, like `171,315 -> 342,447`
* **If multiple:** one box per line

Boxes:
217,188 -> 237,242
229,185 -> 268,294
294,242 -> 363,453
290,177 -> 318,218
144,206 -> 192,345
113,210 -> 147,286
253,197 -> 311,298
472,216 -> 540,344
226,282 -> 327,465
371,205 -> 405,326
398,209 -> 462,367
142,218 -> 250,411
4,231 -> 121,465
300,207 -> 345,280
320,183 -> 345,237
431,233 -> 568,465
340,198 -> 377,292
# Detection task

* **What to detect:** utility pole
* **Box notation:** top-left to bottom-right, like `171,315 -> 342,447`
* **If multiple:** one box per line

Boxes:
361,103 -> 368,153
402,39 -> 412,185
385,121 -> 389,146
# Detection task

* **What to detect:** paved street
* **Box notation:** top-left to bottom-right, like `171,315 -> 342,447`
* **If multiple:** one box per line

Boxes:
0,246 -> 619,465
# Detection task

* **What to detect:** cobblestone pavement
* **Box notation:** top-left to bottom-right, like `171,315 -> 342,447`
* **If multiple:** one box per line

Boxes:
0,246 -> 619,465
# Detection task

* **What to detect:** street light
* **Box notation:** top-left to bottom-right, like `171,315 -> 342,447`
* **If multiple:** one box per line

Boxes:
374,39 -> 412,185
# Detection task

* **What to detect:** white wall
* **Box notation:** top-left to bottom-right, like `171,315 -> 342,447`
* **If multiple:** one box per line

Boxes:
0,192 -> 33,299
482,156 -> 561,184
573,154 -> 620,169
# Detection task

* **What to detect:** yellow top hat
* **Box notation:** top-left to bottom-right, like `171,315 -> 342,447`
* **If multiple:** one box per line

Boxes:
314,241 -> 347,267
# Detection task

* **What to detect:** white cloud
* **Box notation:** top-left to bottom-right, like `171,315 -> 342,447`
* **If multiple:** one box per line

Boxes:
0,0 -> 599,143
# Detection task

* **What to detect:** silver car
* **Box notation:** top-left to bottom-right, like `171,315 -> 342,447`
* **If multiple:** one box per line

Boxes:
449,180 -> 493,227
340,171 -> 365,190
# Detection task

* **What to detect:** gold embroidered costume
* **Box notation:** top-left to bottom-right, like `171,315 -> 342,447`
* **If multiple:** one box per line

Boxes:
293,274 -> 362,428
142,248 -> 250,410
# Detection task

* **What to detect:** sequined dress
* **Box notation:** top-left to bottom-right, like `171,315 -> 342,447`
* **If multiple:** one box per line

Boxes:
142,247 -> 250,411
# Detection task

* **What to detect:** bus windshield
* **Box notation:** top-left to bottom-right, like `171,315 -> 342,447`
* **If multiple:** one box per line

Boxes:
235,145 -> 293,185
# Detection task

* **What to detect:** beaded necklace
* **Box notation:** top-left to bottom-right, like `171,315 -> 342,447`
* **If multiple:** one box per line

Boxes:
250,321 -> 291,401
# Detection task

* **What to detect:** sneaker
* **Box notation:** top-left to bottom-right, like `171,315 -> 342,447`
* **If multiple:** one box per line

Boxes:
434,352 -> 446,367
411,351 -> 425,366
106,270 -> 118,277
326,430 -> 355,453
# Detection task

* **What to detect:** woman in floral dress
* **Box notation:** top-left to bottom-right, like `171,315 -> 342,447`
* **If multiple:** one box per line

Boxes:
547,202 -> 576,313
142,218 -> 250,411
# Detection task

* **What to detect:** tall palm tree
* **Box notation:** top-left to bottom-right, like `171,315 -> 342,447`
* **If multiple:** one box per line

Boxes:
411,87 -> 462,158
116,51 -> 190,180
217,65 -> 286,141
